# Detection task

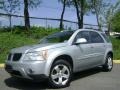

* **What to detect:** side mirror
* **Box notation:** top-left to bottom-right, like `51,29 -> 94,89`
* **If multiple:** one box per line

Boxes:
75,38 -> 87,45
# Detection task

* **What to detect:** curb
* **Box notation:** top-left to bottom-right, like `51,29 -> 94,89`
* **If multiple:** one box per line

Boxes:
0,60 -> 120,68
113,60 -> 120,64
0,64 -> 5,68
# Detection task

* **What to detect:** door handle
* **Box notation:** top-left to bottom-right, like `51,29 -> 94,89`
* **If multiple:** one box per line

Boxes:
90,46 -> 94,48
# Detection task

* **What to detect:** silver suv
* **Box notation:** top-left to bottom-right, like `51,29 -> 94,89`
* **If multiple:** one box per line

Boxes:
5,29 -> 113,88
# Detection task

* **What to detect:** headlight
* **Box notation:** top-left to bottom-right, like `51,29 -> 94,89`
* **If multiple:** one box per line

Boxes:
23,50 -> 48,61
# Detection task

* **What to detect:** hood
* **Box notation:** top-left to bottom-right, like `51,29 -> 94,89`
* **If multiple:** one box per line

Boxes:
10,43 -> 68,53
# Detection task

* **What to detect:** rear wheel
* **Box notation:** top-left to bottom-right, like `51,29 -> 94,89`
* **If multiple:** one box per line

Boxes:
103,54 -> 113,71
49,60 -> 72,88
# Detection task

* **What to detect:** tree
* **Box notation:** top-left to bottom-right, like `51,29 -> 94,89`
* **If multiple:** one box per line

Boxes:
24,0 -> 30,32
73,0 -> 89,29
23,0 -> 41,32
103,0 -> 120,33
0,0 -> 4,28
90,0 -> 106,31
59,0 -> 71,30
2,0 -> 20,31
74,0 -> 81,29
59,0 -> 87,29
111,11 -> 120,33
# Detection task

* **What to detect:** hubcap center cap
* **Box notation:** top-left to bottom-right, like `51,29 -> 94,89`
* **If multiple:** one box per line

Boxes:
58,71 -> 63,77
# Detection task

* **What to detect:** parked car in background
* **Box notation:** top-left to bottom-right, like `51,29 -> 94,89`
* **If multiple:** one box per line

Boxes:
110,32 -> 120,38
5,29 -> 113,88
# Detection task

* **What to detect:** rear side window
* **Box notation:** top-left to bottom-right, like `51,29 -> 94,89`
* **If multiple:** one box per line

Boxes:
101,33 -> 111,43
90,31 -> 104,43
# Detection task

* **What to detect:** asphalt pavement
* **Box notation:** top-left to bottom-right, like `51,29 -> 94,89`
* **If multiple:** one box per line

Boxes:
0,64 -> 120,90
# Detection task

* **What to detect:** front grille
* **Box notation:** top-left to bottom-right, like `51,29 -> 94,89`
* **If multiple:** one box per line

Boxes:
8,53 -> 12,61
7,53 -> 22,61
13,53 -> 22,61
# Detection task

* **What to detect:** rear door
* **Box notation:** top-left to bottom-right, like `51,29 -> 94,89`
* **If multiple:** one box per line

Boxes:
89,31 -> 106,65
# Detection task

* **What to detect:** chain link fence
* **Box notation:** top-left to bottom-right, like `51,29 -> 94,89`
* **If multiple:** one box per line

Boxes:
0,13 -> 102,30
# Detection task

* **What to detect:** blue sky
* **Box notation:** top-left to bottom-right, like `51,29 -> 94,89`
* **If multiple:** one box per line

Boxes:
0,0 -> 117,29
29,0 -> 117,25
30,0 -> 97,25
28,0 -> 98,29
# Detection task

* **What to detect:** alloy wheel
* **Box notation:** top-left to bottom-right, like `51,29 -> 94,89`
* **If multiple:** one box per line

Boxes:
51,64 -> 70,85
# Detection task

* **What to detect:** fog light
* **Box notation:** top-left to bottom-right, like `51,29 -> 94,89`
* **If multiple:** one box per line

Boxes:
27,69 -> 34,74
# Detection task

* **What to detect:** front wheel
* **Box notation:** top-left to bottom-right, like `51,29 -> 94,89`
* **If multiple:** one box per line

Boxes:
49,60 -> 72,88
103,54 -> 113,72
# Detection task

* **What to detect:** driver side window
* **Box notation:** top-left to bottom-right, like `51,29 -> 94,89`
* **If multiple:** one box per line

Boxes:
74,31 -> 90,44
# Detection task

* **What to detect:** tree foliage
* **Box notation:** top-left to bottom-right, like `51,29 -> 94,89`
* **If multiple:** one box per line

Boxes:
2,0 -> 20,32
28,0 -> 41,9
102,0 -> 120,32
88,0 -> 108,30
2,0 -> 20,14
111,11 -> 120,32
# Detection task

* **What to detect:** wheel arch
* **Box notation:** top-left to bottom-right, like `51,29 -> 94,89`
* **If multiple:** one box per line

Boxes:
102,50 -> 113,64
45,54 -> 74,76
53,54 -> 73,69
107,51 -> 113,58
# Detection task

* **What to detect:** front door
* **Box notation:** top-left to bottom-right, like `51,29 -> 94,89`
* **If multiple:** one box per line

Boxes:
73,31 -> 94,71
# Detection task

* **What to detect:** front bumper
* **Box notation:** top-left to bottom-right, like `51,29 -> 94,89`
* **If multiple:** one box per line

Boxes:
5,60 -> 48,81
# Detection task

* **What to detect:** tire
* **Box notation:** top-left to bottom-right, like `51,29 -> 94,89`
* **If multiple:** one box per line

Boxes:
103,54 -> 113,72
49,60 -> 72,88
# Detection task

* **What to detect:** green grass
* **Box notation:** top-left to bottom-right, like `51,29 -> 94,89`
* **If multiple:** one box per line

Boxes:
111,37 -> 120,60
0,27 -> 59,63
0,32 -> 38,63
0,27 -> 120,63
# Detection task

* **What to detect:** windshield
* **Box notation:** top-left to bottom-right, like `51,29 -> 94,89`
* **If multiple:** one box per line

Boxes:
39,31 -> 74,44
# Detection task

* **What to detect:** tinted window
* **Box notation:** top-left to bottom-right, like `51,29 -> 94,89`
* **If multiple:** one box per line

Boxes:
90,31 -> 104,43
39,31 -> 74,44
74,31 -> 90,43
